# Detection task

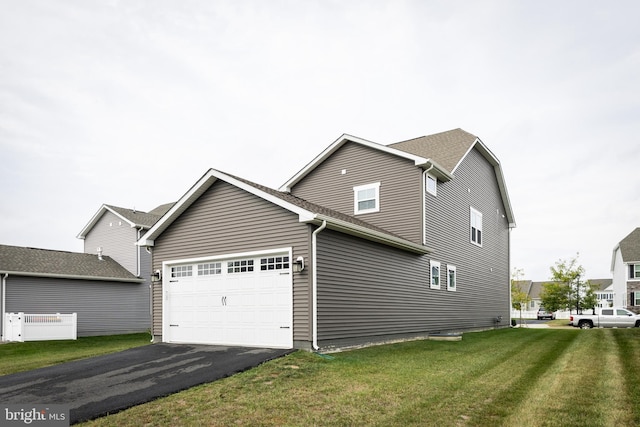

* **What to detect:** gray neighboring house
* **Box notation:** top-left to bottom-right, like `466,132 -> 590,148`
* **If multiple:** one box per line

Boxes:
0,245 -> 145,339
611,228 -> 640,312
138,129 -> 516,351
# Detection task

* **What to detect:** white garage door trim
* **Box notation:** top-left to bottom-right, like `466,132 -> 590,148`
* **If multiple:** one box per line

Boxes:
162,247 -> 293,349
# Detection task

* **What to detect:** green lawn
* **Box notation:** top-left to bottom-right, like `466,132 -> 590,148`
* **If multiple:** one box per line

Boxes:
0,333 -> 150,375
77,328 -> 640,427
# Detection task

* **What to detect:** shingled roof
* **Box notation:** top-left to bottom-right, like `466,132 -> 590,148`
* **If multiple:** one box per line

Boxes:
388,128 -> 478,173
619,228 -> 640,262
0,245 -> 142,282
77,203 -> 173,240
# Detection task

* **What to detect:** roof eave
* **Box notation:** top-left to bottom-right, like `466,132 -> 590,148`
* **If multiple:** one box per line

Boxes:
279,134 -> 430,192
0,270 -> 144,283
309,214 -> 432,255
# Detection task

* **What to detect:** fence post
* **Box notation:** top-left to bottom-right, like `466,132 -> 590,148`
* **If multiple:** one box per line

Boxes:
72,313 -> 77,340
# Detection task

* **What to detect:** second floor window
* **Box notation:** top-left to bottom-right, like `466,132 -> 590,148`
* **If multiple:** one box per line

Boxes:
470,207 -> 483,246
354,182 -> 380,214
630,264 -> 640,279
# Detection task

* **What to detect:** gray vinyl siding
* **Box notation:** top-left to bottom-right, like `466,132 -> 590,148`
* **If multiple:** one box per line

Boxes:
84,211 -> 139,275
291,142 -> 423,244
151,180 -> 311,342
424,147 -> 511,319
4,276 -> 150,337
315,229 -> 503,348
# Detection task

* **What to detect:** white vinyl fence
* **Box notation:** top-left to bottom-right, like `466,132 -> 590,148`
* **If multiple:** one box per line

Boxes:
4,312 -> 77,342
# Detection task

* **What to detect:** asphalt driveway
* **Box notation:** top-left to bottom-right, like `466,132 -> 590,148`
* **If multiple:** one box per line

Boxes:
0,343 -> 293,424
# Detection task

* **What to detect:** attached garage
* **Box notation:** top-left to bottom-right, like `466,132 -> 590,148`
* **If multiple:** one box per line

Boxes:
162,250 -> 293,348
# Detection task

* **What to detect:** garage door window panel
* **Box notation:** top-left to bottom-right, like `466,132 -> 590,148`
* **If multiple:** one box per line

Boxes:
228,259 -> 254,273
261,256 -> 290,270
171,265 -> 193,278
198,262 -> 222,275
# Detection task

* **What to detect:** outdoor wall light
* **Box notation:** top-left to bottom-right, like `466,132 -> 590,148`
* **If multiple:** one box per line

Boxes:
151,269 -> 162,282
292,256 -> 305,273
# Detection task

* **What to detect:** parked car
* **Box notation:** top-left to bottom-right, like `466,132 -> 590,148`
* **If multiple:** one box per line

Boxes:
537,308 -> 556,320
570,307 -> 640,329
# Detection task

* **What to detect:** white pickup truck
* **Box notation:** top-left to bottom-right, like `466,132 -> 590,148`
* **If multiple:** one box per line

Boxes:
570,307 -> 640,329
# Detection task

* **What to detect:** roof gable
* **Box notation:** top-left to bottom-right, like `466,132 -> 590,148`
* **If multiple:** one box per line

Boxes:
279,134 -> 453,192
77,204 -> 169,239
138,169 -> 431,254
281,130 -> 515,228
618,228 -> 640,263
0,244 -> 141,282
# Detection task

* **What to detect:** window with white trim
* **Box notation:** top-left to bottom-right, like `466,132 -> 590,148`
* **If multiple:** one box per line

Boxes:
470,207 -> 483,246
227,259 -> 254,273
425,174 -> 437,196
171,265 -> 192,278
447,265 -> 456,291
198,262 -> 222,275
629,264 -> 640,279
260,256 -> 290,270
632,292 -> 640,306
354,182 -> 380,214
430,260 -> 441,289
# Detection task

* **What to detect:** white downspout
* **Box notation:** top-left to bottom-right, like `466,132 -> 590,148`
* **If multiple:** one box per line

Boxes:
2,273 -> 7,342
312,220 -> 327,351
422,164 -> 434,245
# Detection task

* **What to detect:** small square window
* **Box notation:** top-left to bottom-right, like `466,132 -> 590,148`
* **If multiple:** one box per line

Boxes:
171,265 -> 192,278
354,182 -> 380,214
430,260 -> 440,289
629,264 -> 640,279
425,174 -> 437,196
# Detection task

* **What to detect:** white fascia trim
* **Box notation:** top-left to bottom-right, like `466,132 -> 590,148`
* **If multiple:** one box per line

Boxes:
309,214 -> 432,254
0,270 -> 144,283
279,134 -> 429,192
77,205 -> 139,239
138,169 -> 316,247
454,138 -> 516,228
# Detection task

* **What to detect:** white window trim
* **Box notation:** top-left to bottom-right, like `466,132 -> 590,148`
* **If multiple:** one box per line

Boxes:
470,207 -> 483,247
447,265 -> 456,291
353,182 -> 381,215
430,260 -> 441,290
425,173 -> 437,196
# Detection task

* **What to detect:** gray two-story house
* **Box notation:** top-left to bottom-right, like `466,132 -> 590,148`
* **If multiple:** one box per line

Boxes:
139,129 -> 515,351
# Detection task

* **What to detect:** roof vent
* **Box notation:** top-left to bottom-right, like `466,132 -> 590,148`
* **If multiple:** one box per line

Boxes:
97,247 -> 103,261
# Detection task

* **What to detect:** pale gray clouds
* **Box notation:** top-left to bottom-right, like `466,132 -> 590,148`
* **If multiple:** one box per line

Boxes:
1,0 -> 639,281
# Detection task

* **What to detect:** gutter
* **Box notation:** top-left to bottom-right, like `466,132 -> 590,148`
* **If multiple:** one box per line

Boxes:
422,164 -> 434,246
310,215 -> 431,255
0,270 -> 145,283
311,220 -> 327,351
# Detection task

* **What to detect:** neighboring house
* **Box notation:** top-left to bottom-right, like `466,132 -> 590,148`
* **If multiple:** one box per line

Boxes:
77,203 -> 174,277
0,245 -> 145,339
138,129 -> 516,351
590,278 -> 614,308
517,279 -> 613,312
611,228 -> 640,313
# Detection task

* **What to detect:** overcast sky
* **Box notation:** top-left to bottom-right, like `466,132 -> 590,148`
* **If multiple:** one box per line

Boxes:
1,0 -> 639,281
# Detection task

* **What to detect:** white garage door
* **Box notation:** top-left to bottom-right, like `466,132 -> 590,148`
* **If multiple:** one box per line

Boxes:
164,252 -> 293,348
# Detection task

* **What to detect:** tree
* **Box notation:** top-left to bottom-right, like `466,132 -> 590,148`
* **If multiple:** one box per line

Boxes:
540,281 -> 570,312
511,267 -> 530,325
544,254 -> 588,314
582,281 -> 600,314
